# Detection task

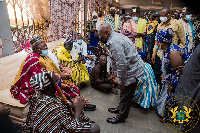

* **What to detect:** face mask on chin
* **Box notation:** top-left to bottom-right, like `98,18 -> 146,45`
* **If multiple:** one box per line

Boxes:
156,45 -> 161,50
185,14 -> 192,21
93,19 -> 97,22
77,40 -> 82,44
41,50 -> 48,56
160,17 -> 168,22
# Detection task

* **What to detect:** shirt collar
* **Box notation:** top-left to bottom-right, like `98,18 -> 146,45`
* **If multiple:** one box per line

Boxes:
107,31 -> 114,46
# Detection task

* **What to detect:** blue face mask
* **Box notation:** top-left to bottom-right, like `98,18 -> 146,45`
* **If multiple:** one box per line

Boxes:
93,19 -> 97,22
156,45 -> 161,50
185,14 -> 192,21
133,17 -> 138,21
41,50 -> 48,56
77,40 -> 82,44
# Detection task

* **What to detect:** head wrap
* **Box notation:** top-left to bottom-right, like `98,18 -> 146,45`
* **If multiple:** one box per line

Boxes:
62,34 -> 73,44
30,71 -> 53,90
138,51 -> 146,60
92,11 -> 97,17
30,35 -> 43,47
156,29 -> 174,44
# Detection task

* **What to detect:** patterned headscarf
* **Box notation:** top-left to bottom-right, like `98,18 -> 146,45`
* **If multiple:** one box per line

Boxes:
157,29 -> 174,44
30,71 -> 53,90
30,35 -> 43,47
62,34 -> 73,44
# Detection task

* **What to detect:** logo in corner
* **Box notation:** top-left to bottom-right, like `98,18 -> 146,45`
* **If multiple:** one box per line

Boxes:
163,95 -> 199,133
170,106 -> 192,123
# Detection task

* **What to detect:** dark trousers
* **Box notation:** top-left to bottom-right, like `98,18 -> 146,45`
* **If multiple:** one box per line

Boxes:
116,80 -> 138,120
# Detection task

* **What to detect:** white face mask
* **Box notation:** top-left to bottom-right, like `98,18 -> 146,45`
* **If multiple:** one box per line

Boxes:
160,17 -> 168,22
185,14 -> 192,21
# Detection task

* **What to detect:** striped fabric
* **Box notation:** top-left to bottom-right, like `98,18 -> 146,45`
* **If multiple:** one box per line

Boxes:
22,95 -> 92,132
133,63 -> 160,108
10,53 -> 44,104
30,71 -> 52,90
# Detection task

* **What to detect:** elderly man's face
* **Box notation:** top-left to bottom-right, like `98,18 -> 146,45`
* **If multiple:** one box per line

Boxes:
98,29 -> 109,44
76,34 -> 82,40
38,41 -> 48,50
36,41 -> 48,55
160,10 -> 170,18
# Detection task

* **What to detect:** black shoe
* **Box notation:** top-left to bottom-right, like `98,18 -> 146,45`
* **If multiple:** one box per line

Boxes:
108,108 -> 119,114
84,104 -> 96,111
106,117 -> 125,124
132,102 -> 140,108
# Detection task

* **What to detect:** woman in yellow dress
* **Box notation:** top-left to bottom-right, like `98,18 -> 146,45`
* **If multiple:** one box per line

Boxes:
53,34 -> 93,87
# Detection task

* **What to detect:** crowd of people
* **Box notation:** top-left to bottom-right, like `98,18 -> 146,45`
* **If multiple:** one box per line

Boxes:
0,5 -> 200,133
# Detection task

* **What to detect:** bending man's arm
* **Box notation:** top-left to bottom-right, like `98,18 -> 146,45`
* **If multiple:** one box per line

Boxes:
110,42 -> 127,85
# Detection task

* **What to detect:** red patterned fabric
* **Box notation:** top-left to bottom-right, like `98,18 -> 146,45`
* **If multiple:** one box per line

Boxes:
10,53 -> 44,104
10,52 -> 80,104
49,0 -> 82,41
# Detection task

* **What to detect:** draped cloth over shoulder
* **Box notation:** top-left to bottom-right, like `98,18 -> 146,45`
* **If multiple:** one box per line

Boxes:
11,52 -> 80,104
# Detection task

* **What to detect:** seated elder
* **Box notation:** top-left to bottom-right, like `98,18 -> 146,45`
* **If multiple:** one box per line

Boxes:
10,35 -> 80,104
74,33 -> 95,74
21,71 -> 100,133
54,34 -> 94,87
90,55 -> 118,94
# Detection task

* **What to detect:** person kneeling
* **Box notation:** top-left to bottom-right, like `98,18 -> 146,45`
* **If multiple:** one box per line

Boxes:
21,71 -> 100,133
90,55 -> 118,94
